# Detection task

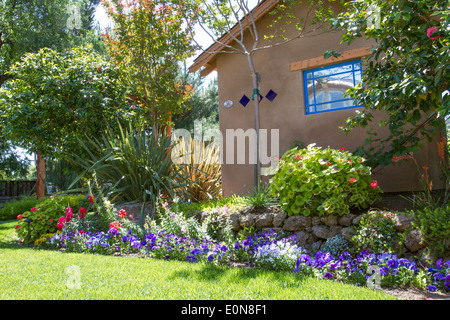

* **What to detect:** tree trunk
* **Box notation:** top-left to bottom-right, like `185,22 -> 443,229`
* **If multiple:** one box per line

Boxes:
36,152 -> 46,199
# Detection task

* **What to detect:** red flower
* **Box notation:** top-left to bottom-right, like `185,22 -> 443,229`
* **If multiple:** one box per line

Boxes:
427,26 -> 440,40
89,195 -> 95,204
17,214 -> 23,219
348,159 -> 352,163
79,207 -> 87,219
339,147 -> 346,151
30,208 -> 36,213
15,225 -> 20,230
109,221 -> 121,230
119,209 -> 127,218
326,162 -> 332,166
97,66 -> 102,71
295,155 -> 303,160
349,177 -> 356,183
370,180 -> 378,189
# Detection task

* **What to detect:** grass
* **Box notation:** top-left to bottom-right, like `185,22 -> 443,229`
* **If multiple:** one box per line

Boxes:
0,220 -> 397,300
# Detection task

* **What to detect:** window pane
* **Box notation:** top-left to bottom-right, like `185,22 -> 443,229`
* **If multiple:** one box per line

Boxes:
303,60 -> 362,114
314,64 -> 353,78
316,99 -> 354,112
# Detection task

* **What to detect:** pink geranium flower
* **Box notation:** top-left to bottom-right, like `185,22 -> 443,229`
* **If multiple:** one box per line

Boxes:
30,208 -> 36,212
427,26 -> 440,40
370,180 -> 378,189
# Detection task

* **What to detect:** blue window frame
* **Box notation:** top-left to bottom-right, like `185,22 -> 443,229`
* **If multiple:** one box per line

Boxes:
303,60 -> 363,115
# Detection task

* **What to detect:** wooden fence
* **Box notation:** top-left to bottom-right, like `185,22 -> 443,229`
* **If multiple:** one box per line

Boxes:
0,180 -> 36,197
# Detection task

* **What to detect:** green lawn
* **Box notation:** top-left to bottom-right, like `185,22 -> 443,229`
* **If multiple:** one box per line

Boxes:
0,220 -> 397,300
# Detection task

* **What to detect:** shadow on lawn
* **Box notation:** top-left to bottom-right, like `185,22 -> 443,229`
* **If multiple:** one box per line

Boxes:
169,262 -> 307,289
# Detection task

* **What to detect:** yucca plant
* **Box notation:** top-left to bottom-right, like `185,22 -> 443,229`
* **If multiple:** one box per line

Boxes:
70,121 -> 190,225
171,136 -> 222,203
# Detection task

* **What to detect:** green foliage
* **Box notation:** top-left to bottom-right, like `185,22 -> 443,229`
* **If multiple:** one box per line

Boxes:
0,141 -> 31,179
102,0 -> 197,129
351,210 -> 400,254
410,205 -> 450,261
270,144 -> 382,216
71,122 -> 190,225
243,182 -> 277,211
322,234 -> 350,257
0,46 -> 132,160
15,194 -> 85,243
0,0 -> 105,87
330,0 -> 449,167
0,196 -> 43,221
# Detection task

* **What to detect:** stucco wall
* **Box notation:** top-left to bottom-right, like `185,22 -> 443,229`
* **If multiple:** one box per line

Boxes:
215,2 -> 444,197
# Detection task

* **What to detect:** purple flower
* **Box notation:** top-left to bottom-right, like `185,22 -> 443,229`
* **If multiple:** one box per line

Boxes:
428,285 -> 437,292
324,272 -> 333,279
380,267 -> 389,276
207,255 -> 214,262
387,259 -> 398,269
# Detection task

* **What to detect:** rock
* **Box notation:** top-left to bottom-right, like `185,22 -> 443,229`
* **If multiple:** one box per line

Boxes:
255,213 -> 273,230
340,226 -> 356,241
321,215 -> 338,226
240,214 -> 256,228
329,225 -> 342,238
295,230 -> 312,247
311,216 -> 322,226
272,212 -> 287,227
283,215 -> 312,232
404,229 -> 426,252
312,225 -> 331,239
311,240 -> 322,253
352,215 -> 363,226
229,214 -> 241,231
338,214 -> 356,227
262,227 -> 283,235
393,214 -> 415,232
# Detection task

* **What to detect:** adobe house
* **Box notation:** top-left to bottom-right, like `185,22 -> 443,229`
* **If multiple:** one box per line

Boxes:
189,0 -> 445,197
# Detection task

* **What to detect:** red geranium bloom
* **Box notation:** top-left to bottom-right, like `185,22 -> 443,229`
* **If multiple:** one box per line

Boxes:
370,180 -> 378,189
15,225 -> 20,230
119,209 -> 127,218
89,195 -> 95,204
109,221 -> 121,230
295,155 -> 303,160
349,177 -> 357,183
17,214 -> 23,219
30,208 -> 36,212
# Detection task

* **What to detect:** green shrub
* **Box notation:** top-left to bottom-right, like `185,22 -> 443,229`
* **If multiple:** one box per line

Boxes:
410,205 -> 450,261
270,143 -> 382,216
351,210 -> 400,254
0,196 -> 43,220
15,195 -> 85,243
322,234 -> 351,257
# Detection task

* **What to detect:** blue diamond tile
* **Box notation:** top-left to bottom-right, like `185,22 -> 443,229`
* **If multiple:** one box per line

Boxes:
265,89 -> 277,102
239,95 -> 250,107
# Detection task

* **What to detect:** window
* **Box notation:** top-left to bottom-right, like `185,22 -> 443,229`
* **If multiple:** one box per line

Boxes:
303,60 -> 362,115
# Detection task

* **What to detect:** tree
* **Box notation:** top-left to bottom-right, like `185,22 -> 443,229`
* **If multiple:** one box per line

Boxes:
0,0 -> 105,88
189,0 -> 337,188
101,0 -> 198,134
172,63 -> 219,134
0,46 -> 132,164
329,0 -> 449,167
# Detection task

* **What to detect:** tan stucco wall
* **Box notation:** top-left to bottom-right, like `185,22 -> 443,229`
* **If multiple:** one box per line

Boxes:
215,2 -> 444,197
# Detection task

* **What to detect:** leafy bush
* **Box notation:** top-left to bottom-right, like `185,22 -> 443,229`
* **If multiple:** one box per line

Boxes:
322,234 -> 351,257
270,144 -> 382,216
351,210 -> 400,254
0,196 -> 42,220
171,136 -> 222,203
15,195 -> 85,243
72,122 -> 189,224
410,205 -> 450,261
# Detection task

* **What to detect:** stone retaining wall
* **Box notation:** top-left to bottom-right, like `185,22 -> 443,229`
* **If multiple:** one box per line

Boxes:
225,210 -> 430,261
